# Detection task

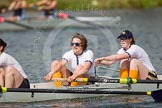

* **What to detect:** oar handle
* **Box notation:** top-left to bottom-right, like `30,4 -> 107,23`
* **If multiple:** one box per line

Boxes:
53,76 -> 162,84
52,78 -> 88,82
0,87 -> 7,93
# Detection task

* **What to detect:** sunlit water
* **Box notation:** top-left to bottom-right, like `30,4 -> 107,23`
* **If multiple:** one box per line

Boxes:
0,8 -> 162,107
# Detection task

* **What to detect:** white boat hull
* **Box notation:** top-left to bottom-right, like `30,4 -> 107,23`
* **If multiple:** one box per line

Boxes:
0,16 -> 120,31
0,75 -> 162,103
0,82 -> 110,102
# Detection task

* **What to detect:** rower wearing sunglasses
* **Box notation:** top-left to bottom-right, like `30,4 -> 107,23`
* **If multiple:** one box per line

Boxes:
95,30 -> 158,80
44,33 -> 95,86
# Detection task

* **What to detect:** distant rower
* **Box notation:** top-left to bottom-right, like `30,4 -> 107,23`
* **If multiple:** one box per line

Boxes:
30,0 -> 57,19
1,0 -> 26,22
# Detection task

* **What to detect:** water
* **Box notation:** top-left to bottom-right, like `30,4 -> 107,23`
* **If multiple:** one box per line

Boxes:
1,8 -> 162,107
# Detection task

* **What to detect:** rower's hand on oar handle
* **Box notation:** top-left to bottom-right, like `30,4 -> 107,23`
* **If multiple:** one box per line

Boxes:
44,72 -> 53,81
67,76 -> 75,82
52,78 -> 88,83
94,58 -> 103,67
57,12 -> 68,19
52,78 -> 67,82
75,78 -> 88,82
68,77 -> 89,83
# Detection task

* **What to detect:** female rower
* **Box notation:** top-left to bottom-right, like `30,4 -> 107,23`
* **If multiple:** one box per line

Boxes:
0,38 -> 30,88
30,0 -> 57,19
44,33 -> 95,86
3,0 -> 27,21
94,30 -> 158,80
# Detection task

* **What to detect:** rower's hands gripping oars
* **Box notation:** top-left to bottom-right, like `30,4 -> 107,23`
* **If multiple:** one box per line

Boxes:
44,71 -> 90,83
44,72 -> 52,81
94,57 -> 103,67
52,77 -> 89,83
46,72 -> 162,84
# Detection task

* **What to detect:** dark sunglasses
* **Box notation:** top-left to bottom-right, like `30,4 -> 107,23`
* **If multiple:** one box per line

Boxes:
71,43 -> 81,46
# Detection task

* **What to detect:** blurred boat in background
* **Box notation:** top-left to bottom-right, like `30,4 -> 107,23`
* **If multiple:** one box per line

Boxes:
0,16 -> 121,31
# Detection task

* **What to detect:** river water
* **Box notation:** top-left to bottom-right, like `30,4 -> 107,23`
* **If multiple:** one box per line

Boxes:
0,8 -> 162,107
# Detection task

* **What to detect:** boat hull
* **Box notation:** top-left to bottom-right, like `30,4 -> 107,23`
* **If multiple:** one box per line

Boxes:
0,75 -> 162,103
0,17 -> 120,31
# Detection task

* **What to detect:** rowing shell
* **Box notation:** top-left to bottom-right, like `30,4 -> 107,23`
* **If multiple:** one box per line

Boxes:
0,16 -> 120,31
0,75 -> 162,103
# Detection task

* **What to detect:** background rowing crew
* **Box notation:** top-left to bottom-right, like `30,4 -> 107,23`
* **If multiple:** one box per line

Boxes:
0,0 -> 58,22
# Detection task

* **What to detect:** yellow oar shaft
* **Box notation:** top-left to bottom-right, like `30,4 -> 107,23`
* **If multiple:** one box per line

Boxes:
52,78 -> 88,82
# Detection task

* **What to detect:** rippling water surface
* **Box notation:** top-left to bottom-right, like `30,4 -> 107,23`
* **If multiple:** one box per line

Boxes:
0,8 -> 162,107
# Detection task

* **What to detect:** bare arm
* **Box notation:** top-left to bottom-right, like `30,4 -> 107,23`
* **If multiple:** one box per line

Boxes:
35,0 -> 47,6
67,61 -> 92,82
8,2 -> 16,11
37,0 -> 47,6
29,0 -> 46,8
95,53 -> 129,66
9,0 -> 27,11
74,62 -> 91,77
43,1 -> 57,10
15,0 -> 27,9
20,0 -> 27,8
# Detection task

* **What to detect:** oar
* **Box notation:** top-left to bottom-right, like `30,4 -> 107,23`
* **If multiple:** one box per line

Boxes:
58,13 -> 119,22
57,12 -> 113,27
52,78 -> 88,82
98,66 -> 120,72
53,77 -> 162,84
92,76 -> 162,84
0,16 -> 34,29
0,87 -> 162,102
